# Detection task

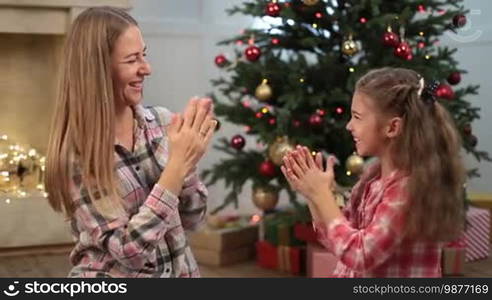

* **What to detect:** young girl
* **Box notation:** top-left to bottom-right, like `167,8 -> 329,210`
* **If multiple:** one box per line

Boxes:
281,67 -> 465,277
45,7 -> 217,277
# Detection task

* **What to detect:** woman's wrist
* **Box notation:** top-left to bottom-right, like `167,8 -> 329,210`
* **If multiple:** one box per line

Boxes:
158,158 -> 187,196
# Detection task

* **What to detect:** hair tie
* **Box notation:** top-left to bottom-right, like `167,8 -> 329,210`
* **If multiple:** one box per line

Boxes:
419,77 -> 440,105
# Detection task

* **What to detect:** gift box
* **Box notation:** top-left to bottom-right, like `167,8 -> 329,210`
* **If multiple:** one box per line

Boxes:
256,240 -> 305,275
256,240 -> 277,269
263,213 -> 304,246
306,242 -> 338,278
193,245 -> 255,266
188,224 -> 258,251
464,206 -> 490,262
294,223 -> 318,244
442,239 -> 465,276
188,224 -> 258,266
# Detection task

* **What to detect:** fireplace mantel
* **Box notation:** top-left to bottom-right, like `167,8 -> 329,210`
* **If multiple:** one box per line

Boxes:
0,0 -> 131,35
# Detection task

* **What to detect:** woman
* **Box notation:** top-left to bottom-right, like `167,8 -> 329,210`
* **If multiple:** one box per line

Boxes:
45,6 -> 216,277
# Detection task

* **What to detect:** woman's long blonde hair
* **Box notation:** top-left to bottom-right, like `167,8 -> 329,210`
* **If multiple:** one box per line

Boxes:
355,67 -> 465,241
45,7 -> 137,218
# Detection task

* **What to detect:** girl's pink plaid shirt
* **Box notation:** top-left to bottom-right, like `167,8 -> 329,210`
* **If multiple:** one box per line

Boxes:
314,163 -> 443,277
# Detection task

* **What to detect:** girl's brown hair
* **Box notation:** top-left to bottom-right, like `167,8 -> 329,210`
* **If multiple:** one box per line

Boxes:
45,7 -> 137,218
356,67 -> 465,241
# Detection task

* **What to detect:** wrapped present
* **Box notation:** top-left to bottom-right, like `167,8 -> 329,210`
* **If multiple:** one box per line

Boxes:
263,213 -> 304,246
188,223 -> 258,266
188,224 -> 258,251
277,245 -> 290,272
276,245 -> 306,275
256,240 -> 277,269
442,239 -> 465,276
193,245 -> 254,266
306,242 -> 338,278
257,241 -> 305,275
294,223 -> 318,244
465,206 -> 490,262
289,246 -> 305,275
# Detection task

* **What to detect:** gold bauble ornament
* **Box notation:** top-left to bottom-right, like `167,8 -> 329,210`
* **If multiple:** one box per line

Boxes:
302,0 -> 319,6
255,79 -> 273,102
268,136 -> 295,166
342,35 -> 360,56
346,153 -> 364,175
252,185 -> 279,211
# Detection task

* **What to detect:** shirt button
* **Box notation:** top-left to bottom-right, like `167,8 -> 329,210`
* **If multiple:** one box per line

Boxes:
135,166 -> 140,171
165,268 -> 170,273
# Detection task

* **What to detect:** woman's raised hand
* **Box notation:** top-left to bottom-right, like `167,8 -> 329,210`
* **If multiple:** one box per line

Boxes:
166,97 -> 217,175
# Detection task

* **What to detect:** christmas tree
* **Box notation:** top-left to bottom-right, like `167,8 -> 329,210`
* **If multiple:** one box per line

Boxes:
202,0 -> 490,214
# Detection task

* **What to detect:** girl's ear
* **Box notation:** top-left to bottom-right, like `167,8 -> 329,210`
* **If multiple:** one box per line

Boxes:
385,117 -> 402,139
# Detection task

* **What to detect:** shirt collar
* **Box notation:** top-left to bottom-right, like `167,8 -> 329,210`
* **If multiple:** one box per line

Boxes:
362,160 -> 406,187
133,104 -> 155,129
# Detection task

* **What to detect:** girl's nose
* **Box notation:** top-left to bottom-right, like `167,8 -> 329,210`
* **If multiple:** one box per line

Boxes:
346,119 -> 352,131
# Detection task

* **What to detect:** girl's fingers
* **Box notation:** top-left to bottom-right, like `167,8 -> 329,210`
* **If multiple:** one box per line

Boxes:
293,147 -> 308,172
303,147 -> 316,168
315,152 -> 323,170
281,165 -> 298,182
289,155 -> 305,178
281,165 -> 292,182
326,155 -> 336,173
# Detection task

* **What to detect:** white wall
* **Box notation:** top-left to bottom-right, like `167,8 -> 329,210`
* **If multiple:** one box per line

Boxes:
131,0 -> 492,216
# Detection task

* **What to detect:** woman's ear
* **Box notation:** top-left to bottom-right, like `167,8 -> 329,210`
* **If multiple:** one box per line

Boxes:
385,117 -> 402,139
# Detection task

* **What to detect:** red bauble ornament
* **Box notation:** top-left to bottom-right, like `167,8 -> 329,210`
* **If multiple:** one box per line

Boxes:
271,38 -> 280,45
447,72 -> 461,85
268,118 -> 276,125
309,113 -> 323,127
214,54 -> 227,67
394,42 -> 412,59
463,124 -> 472,135
436,84 -> 455,100
453,14 -> 467,28
265,2 -> 281,17
230,134 -> 246,150
245,46 -> 261,61
382,31 -> 400,47
259,160 -> 277,177
292,120 -> 301,128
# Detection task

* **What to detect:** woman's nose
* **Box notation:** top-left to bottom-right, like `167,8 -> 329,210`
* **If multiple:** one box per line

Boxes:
139,60 -> 152,76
